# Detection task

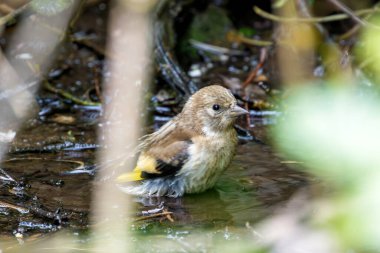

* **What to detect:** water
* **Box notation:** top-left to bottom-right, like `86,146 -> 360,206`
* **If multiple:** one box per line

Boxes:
0,114 -> 311,251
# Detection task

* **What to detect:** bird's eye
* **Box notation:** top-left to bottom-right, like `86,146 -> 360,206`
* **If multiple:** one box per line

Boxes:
212,104 -> 220,111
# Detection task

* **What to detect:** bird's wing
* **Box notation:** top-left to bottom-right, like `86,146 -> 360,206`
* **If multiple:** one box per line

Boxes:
116,139 -> 192,182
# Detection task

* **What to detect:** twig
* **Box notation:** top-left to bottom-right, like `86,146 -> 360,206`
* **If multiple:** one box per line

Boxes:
254,6 -> 380,23
189,39 -> 245,56
165,212 -> 174,222
134,211 -> 173,221
327,0 -> 366,25
43,81 -> 101,106
338,2 -> 380,40
0,2 -> 30,26
242,48 -> 267,128
243,48 -> 267,88
338,25 -> 360,40
71,36 -> 109,58
0,200 -> 29,214
4,157 -> 85,170
226,31 -> 273,47
0,195 -> 63,221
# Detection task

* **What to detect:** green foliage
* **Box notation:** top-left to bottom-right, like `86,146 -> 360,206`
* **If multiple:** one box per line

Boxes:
356,15 -> 380,86
272,87 -> 380,251
31,0 -> 74,16
179,4 -> 233,63
186,5 -> 232,44
273,88 -> 380,186
238,27 -> 256,38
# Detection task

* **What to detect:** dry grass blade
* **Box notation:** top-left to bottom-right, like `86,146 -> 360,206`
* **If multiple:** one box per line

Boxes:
135,211 -> 174,221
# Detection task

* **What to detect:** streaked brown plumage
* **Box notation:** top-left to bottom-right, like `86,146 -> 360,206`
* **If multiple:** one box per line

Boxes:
117,85 -> 247,197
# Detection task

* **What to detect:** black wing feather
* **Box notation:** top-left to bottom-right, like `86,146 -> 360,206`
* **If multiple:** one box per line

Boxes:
141,144 -> 190,179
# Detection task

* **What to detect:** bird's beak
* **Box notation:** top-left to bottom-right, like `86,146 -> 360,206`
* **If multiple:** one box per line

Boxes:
230,105 -> 249,117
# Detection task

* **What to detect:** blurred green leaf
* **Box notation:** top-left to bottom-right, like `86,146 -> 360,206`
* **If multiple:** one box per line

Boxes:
272,87 -> 380,187
326,178 -> 380,251
179,5 -> 233,62
272,0 -> 289,9
272,86 -> 380,250
238,27 -> 256,38
356,15 -> 380,85
31,0 -> 74,16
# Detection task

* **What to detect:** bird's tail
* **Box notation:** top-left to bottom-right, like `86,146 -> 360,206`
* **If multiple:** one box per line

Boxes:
116,169 -> 144,183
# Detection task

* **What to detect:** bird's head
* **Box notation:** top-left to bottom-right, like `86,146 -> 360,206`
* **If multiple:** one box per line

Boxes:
181,85 -> 248,134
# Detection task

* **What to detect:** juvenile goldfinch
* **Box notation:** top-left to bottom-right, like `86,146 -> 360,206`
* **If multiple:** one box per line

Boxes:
117,85 -> 248,197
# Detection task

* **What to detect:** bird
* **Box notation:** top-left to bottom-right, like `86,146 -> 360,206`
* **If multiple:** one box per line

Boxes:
116,85 -> 248,197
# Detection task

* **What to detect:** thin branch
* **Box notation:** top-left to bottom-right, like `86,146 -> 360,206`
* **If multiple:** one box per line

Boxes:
254,6 -> 380,23
134,211 -> 174,221
71,36 -> 109,58
243,48 -> 268,88
43,81 -> 101,106
0,200 -> 29,214
226,31 -> 273,47
0,2 -> 30,26
327,0 -> 366,25
338,2 -> 380,40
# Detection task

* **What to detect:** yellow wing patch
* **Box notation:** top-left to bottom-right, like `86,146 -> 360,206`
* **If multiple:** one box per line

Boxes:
116,154 -> 158,183
136,154 -> 158,173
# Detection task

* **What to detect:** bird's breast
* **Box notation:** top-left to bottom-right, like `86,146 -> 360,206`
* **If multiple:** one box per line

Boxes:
178,131 -> 237,193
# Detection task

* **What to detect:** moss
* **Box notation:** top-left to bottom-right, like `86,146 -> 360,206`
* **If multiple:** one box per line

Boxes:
178,4 -> 234,64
